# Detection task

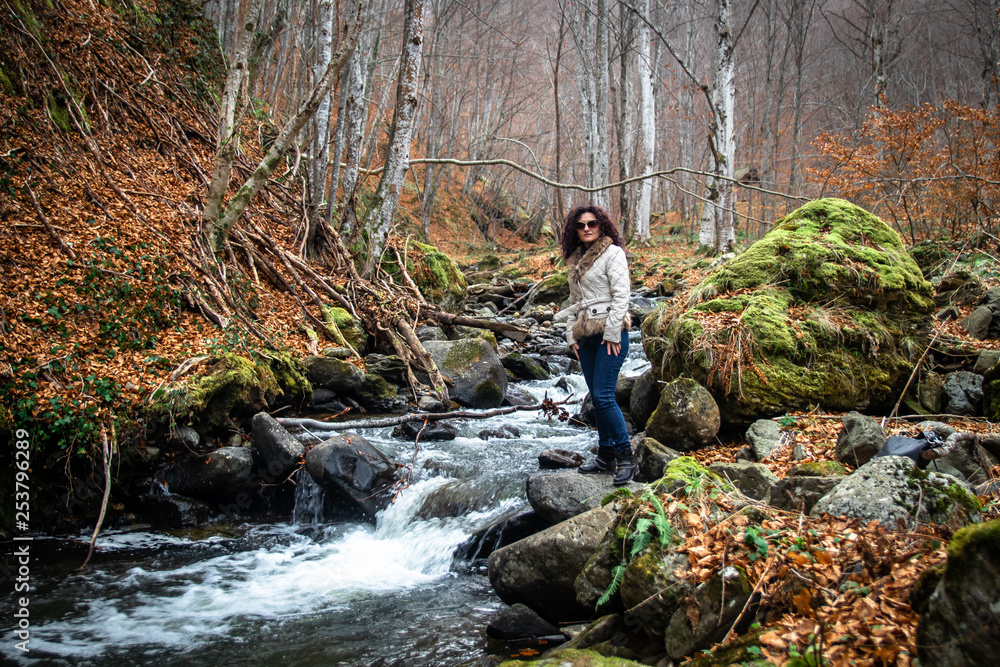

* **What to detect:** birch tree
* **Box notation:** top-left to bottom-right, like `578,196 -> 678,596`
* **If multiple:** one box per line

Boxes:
633,0 -> 655,243
362,0 -> 426,277
698,0 -> 737,252
569,0 -> 611,209
202,0 -> 369,252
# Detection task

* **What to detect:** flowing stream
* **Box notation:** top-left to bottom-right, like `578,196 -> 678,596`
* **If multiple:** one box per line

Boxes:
3,333 -> 647,666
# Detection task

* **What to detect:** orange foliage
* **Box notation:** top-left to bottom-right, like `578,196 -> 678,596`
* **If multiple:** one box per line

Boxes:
810,102 -> 1000,243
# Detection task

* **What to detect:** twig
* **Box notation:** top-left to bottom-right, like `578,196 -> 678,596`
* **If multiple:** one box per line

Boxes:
884,327 -> 944,427
81,424 -> 113,568
25,184 -> 76,260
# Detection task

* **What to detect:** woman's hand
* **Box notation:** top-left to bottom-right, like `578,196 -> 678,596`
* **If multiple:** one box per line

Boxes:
604,341 -> 621,356
571,343 -> 579,359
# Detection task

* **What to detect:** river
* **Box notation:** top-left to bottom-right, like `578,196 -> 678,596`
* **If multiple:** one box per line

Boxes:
2,332 -> 647,666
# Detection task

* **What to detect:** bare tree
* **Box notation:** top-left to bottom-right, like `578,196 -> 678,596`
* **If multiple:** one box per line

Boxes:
569,0 -> 611,209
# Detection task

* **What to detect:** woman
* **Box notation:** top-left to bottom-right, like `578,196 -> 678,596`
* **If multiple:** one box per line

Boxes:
556,204 -> 635,485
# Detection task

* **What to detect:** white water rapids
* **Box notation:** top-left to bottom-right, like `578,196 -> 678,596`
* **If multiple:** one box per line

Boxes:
3,333 -> 648,666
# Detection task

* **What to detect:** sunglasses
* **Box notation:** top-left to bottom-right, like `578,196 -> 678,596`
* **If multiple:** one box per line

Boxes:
576,220 -> 599,230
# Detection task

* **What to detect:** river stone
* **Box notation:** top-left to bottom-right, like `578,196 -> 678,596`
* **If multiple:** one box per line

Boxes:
644,378 -> 720,451
974,349 -> 1000,375
961,306 -> 993,339
167,425 -> 201,451
524,271 -> 570,311
538,449 -> 585,469
139,494 -> 212,528
479,425 -> 521,440
767,462 -> 848,514
526,471 -> 642,525
629,370 -> 660,432
615,374 -> 637,410
416,324 -> 448,342
503,385 -> 536,407
456,507 -> 549,562
746,419 -> 782,460
810,455 -> 981,529
303,356 -> 365,395
162,446 -> 255,502
632,434 -> 681,482
916,521 -> 1000,667
942,371 -> 983,416
422,338 -> 508,408
919,371 -> 945,413
363,353 -> 408,386
663,566 -> 753,661
488,506 -> 617,622
393,420 -> 458,441
709,461 -> 779,501
835,411 -> 885,467
486,603 -> 562,641
501,352 -> 551,381
251,412 -> 305,481
415,478 -> 495,519
305,433 -> 396,522
617,551 -> 692,639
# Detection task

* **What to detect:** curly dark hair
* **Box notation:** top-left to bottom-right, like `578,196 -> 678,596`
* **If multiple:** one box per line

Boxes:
560,204 -> 625,259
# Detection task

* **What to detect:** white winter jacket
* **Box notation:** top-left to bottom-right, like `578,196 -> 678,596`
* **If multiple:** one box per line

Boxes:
556,236 -> 631,346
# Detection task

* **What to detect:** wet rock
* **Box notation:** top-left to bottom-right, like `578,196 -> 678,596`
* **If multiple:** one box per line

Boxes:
575,393 -> 596,427
615,374 -> 637,410
167,425 -> 200,450
303,356 -> 365,394
503,385 -> 536,407
632,434 -> 681,482
415,324 -> 448,342
708,461 -> 779,501
488,506 -> 616,622
541,355 -> 572,376
501,353 -> 551,381
357,374 -> 407,413
961,306 -> 993,339
304,433 -> 396,522
139,494 -> 212,528
486,603 -> 561,640
162,446 -> 255,502
526,471 -> 641,526
644,378 -> 720,451
251,412 -> 305,480
456,508 -> 549,562
835,411 -> 885,467
393,420 -> 458,441
479,425 -> 521,440
422,338 -> 508,408
810,456 -> 981,529
363,354 -> 408,386
746,419 -> 782,460
628,370 -> 660,431
523,272 -> 570,311
615,551 -> 691,638
417,394 -> 446,412
942,371 -> 983,416
311,388 -> 348,412
916,521 -> 1000,667
538,449 -> 584,469
415,478 -> 495,519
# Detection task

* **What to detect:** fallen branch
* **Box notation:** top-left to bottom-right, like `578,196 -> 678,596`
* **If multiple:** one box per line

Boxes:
81,424 -> 113,569
25,184 -> 77,260
276,399 -> 577,431
424,310 -> 530,343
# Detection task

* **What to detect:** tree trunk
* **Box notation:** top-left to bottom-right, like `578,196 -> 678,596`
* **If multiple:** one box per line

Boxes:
302,0 -> 336,258
699,0 -> 736,254
634,0 -> 655,244
204,0 -> 369,252
569,0 -> 610,209
362,0 -> 426,277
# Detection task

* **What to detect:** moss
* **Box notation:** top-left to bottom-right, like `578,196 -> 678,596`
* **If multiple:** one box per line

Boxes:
264,350 -> 311,405
909,561 -> 945,614
694,297 -> 746,313
321,305 -> 367,353
905,467 -> 983,523
499,648 -> 647,667
403,241 -> 467,308
474,380 -> 504,405
359,373 -> 395,403
653,456 -> 730,492
788,461 -> 848,477
946,519 -> 1000,563
46,92 -> 73,132
0,68 -> 13,95
442,339 -> 487,370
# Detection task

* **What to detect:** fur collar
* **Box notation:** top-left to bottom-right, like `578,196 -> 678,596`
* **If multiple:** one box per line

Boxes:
566,236 -> 613,284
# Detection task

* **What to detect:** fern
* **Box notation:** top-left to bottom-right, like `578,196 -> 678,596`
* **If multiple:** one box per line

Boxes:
596,559 -> 627,608
630,517 -> 654,558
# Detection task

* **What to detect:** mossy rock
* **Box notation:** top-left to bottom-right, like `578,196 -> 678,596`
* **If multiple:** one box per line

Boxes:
152,354 -> 273,430
787,461 -> 849,477
681,626 -> 768,667
527,270 -> 570,308
499,648 -> 647,666
321,306 -> 367,353
388,241 -> 466,309
642,199 -> 934,426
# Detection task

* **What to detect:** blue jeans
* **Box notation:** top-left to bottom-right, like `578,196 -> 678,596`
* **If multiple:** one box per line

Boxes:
577,333 -> 630,452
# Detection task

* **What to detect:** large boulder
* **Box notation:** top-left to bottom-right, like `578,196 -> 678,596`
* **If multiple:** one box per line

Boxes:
304,433 -> 396,522
303,355 -> 365,395
526,471 -> 642,525
767,461 -> 848,514
386,240 -> 467,309
745,419 -> 782,460
916,521 -> 1000,667
708,461 -> 779,501
941,371 -> 983,416
422,338 -> 508,408
632,435 -> 682,482
810,456 -> 981,529
524,271 -> 570,310
644,378 -> 720,451
488,506 -> 616,622
161,446 -> 255,502
486,603 -> 562,641
641,199 -> 934,426
628,370 -> 660,430
251,412 -> 304,481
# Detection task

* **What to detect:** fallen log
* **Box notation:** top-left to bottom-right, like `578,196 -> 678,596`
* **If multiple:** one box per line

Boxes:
276,399 -> 577,432
424,309 -> 530,343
